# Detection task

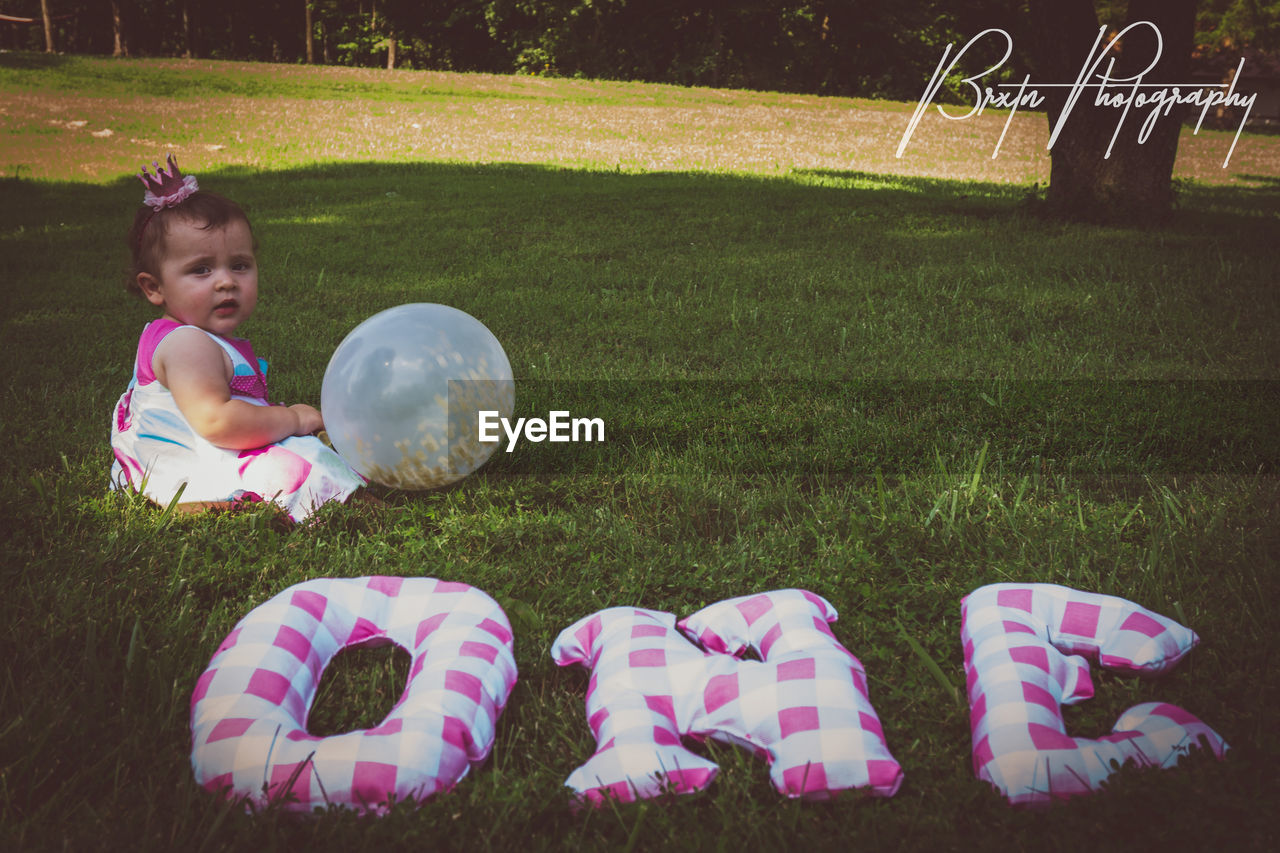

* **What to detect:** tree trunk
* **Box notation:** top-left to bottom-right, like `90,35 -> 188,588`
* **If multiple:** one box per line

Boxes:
1026,0 -> 1197,224
181,0 -> 193,58
40,0 -> 55,52
387,33 -> 397,69
709,13 -> 724,88
305,1 -> 314,64
110,0 -> 127,57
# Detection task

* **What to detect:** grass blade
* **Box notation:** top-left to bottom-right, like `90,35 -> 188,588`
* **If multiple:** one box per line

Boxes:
897,619 -> 959,704
968,440 -> 989,501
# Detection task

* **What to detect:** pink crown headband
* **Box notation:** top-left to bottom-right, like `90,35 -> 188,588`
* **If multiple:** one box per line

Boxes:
139,154 -> 199,210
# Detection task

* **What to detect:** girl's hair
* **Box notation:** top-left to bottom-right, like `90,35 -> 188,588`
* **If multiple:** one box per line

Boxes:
125,191 -> 255,298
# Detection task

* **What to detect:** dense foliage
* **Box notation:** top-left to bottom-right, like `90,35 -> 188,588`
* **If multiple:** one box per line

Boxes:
5,1 -> 1276,98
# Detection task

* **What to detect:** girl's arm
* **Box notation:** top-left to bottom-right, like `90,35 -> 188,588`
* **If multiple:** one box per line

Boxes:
153,326 -> 323,449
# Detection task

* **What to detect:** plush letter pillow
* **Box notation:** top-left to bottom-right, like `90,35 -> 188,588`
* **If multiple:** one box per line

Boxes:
552,589 -> 902,804
190,576 -> 517,813
961,583 -> 1227,806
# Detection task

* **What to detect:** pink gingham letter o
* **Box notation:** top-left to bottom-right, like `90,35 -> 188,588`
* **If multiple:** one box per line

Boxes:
190,576 -> 517,814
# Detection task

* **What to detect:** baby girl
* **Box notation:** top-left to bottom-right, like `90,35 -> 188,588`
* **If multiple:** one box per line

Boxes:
110,155 -> 365,522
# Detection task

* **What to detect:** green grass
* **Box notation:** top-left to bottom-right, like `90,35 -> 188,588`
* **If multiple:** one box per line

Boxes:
1,53 -> 1278,851
0,50 -> 796,105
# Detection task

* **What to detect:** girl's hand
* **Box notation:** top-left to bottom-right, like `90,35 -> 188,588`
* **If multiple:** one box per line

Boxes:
288,404 -> 324,436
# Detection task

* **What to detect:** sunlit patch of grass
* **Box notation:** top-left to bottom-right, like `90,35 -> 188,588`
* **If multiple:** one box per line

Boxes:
2,52 -> 1276,188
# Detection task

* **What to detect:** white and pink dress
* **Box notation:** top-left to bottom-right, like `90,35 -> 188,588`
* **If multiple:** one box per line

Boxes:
110,319 -> 364,522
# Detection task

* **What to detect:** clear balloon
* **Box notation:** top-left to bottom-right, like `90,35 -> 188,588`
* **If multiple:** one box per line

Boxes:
321,304 -> 514,490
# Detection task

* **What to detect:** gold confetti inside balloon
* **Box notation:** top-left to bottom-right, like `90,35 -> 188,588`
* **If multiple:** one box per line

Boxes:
321,304 -> 515,490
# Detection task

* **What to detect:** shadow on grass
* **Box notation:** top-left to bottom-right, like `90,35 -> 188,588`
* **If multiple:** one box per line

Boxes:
2,162 -> 1278,853
2,157 -> 1276,240
4,159 -> 1275,251
1230,173 -> 1280,186
0,50 -> 74,71
1,160 -> 1276,488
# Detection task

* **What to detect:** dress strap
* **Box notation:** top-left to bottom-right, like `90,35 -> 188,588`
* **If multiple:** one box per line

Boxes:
135,318 -> 184,386
207,332 -> 269,402
134,320 -> 269,402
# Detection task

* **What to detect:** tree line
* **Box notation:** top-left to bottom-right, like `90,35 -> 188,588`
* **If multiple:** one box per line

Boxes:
6,1 -> 1278,101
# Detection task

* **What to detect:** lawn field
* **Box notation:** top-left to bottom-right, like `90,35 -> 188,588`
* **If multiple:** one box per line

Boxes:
1,53 -> 1278,851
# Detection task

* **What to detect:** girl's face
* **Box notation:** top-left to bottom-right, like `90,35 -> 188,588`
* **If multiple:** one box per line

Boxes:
138,217 -> 258,336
